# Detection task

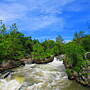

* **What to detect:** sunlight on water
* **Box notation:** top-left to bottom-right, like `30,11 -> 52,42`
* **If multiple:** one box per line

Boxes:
14,76 -> 25,83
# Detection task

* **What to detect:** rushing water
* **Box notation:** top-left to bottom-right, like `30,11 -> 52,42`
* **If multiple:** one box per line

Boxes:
0,57 -> 89,90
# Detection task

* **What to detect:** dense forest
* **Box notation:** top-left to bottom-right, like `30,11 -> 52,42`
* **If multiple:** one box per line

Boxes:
0,23 -> 90,86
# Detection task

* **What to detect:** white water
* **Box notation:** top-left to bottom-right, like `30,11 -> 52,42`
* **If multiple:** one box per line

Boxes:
0,80 -> 21,90
0,57 -> 89,90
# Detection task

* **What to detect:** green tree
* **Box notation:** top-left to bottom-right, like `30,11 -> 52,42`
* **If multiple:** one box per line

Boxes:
31,42 -> 45,60
73,31 -> 85,40
0,23 -> 25,61
56,35 -> 63,43
64,42 -> 85,71
42,40 -> 56,56
20,36 -> 33,57
78,35 -> 90,51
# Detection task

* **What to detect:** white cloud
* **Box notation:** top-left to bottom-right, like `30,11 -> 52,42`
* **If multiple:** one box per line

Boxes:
19,15 -> 64,31
0,3 -> 28,21
0,0 -> 75,31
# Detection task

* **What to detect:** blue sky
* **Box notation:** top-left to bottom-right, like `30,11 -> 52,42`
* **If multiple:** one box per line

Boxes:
0,0 -> 90,42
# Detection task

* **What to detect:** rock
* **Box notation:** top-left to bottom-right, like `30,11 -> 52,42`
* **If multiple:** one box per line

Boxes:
85,52 -> 90,60
75,66 -> 90,87
0,60 -> 25,73
20,58 -> 33,64
32,57 -> 54,64
73,71 -> 78,77
86,66 -> 90,85
56,54 -> 65,60
1,72 -> 11,79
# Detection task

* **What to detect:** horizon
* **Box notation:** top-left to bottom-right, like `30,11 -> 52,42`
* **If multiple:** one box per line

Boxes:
0,0 -> 90,42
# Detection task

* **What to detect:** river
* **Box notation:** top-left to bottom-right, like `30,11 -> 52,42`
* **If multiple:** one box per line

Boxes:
0,57 -> 89,90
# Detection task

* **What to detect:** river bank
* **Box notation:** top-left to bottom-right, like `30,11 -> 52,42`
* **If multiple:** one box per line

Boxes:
63,55 -> 90,87
0,60 -> 25,73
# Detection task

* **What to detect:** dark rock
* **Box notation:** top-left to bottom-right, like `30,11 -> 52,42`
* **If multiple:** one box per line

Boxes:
0,70 -> 14,79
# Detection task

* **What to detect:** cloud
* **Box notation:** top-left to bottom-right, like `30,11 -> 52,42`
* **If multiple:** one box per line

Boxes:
18,15 -> 65,32
0,3 -> 28,21
0,0 -> 74,31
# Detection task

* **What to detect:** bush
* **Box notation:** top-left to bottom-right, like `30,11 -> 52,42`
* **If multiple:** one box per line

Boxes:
66,69 -> 73,76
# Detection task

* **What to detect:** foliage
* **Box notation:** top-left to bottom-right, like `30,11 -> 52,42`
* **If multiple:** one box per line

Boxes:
77,35 -> 90,51
0,23 -> 25,61
64,42 -> 86,72
56,35 -> 63,43
73,31 -> 85,40
0,22 -> 90,73
0,23 -> 65,63
31,42 -> 45,60
66,69 -> 73,76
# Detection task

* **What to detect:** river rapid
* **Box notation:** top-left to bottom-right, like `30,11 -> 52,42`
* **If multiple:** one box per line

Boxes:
0,57 -> 89,90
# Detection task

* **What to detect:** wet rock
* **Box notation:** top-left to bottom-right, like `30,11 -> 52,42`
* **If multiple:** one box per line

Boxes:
56,54 -> 65,60
0,60 -> 25,72
85,52 -> 90,60
75,66 -> 90,87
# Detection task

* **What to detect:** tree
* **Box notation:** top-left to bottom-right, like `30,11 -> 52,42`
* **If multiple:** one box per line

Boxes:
78,35 -> 90,51
20,36 -> 33,57
73,31 -> 85,40
56,35 -> 63,43
42,40 -> 56,56
0,23 -> 25,61
64,42 -> 85,71
42,40 -> 55,49
0,23 -> 7,60
31,42 -> 45,60
8,24 -> 25,59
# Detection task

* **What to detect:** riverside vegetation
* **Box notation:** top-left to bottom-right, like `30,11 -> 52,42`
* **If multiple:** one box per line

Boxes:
0,23 -> 90,87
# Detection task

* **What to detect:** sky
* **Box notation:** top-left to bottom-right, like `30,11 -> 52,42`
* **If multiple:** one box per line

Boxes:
0,0 -> 90,42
